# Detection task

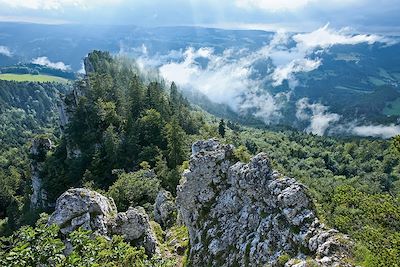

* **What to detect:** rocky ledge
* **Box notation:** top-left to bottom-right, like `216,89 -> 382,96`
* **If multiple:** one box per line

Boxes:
176,139 -> 353,267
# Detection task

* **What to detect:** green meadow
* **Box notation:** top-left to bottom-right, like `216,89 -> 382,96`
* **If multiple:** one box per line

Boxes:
0,73 -> 69,83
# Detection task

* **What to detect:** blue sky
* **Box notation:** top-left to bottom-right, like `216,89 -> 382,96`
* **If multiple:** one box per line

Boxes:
0,0 -> 399,33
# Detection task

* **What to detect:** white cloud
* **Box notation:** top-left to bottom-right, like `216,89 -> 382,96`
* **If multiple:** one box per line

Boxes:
157,46 -> 281,123
128,24 -> 395,125
32,57 -> 70,70
0,0 -> 121,10
271,58 -> 321,88
352,124 -> 400,139
235,0 -> 315,11
293,23 -> 395,50
296,98 -> 340,136
0,45 -> 12,57
267,24 -> 395,87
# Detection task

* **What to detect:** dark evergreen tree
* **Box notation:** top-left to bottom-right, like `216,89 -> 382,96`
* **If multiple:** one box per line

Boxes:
165,117 -> 186,169
218,119 -> 226,138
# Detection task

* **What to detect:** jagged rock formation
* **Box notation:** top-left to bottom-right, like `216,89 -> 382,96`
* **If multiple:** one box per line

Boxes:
58,98 -> 69,131
83,56 -> 95,74
154,190 -> 176,229
30,137 -> 52,209
48,188 -> 159,255
177,139 -> 353,267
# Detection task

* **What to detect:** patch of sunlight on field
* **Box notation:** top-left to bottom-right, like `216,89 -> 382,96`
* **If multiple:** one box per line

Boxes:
383,97 -> 400,116
0,74 -> 69,83
368,76 -> 386,86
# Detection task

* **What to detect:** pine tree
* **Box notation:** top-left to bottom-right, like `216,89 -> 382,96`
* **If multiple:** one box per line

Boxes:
170,82 -> 179,111
155,152 -> 170,190
165,117 -> 186,169
218,119 -> 226,138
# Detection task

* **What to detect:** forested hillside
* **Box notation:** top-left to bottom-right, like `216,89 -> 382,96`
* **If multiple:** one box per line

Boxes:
41,51 -> 205,205
0,51 -> 399,266
0,80 -> 68,232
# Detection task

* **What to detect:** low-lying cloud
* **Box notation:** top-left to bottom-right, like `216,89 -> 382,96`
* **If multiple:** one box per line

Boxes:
296,98 -> 340,136
129,24 -> 395,126
32,57 -> 70,70
271,58 -> 321,88
157,47 -> 282,122
0,45 -> 12,57
352,124 -> 400,139
292,24 -> 395,49
268,24 -> 395,88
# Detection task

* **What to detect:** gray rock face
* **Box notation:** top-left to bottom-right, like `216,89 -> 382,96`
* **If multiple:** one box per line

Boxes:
48,188 -> 117,235
111,207 -> 159,255
48,188 -> 158,255
84,57 -> 95,74
58,100 -> 69,130
154,190 -> 176,228
177,139 -> 352,267
30,138 -> 52,209
30,138 -> 52,158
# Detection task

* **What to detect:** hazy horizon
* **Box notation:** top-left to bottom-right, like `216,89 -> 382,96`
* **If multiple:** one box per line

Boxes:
1,0 -> 400,34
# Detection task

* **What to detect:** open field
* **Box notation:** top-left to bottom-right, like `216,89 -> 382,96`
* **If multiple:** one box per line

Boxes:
383,97 -> 400,116
0,73 -> 69,83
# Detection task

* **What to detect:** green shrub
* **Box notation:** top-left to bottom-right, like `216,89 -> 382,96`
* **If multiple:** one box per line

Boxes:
0,222 -> 175,267
277,253 -> 290,266
108,170 -> 161,211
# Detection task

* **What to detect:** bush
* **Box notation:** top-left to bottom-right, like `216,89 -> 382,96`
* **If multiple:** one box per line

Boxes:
0,222 -> 175,267
108,170 -> 161,211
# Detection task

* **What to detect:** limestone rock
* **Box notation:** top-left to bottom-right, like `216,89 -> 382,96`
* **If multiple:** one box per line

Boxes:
83,56 -> 95,74
48,188 -> 159,256
30,137 -> 52,159
30,137 -> 52,209
154,190 -> 176,228
176,139 -> 353,267
111,207 -> 159,255
48,188 -> 117,235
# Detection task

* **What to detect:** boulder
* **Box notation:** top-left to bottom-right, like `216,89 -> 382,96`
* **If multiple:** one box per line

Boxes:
48,188 -> 159,256
48,188 -> 117,235
176,139 -> 353,267
111,207 -> 159,255
154,190 -> 176,228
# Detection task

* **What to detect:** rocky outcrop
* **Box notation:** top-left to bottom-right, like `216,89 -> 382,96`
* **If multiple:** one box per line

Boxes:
58,99 -> 69,131
30,137 -> 52,209
177,139 -> 353,267
83,56 -> 95,74
154,190 -> 176,228
48,188 -> 116,235
48,188 -> 158,255
110,207 -> 158,255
